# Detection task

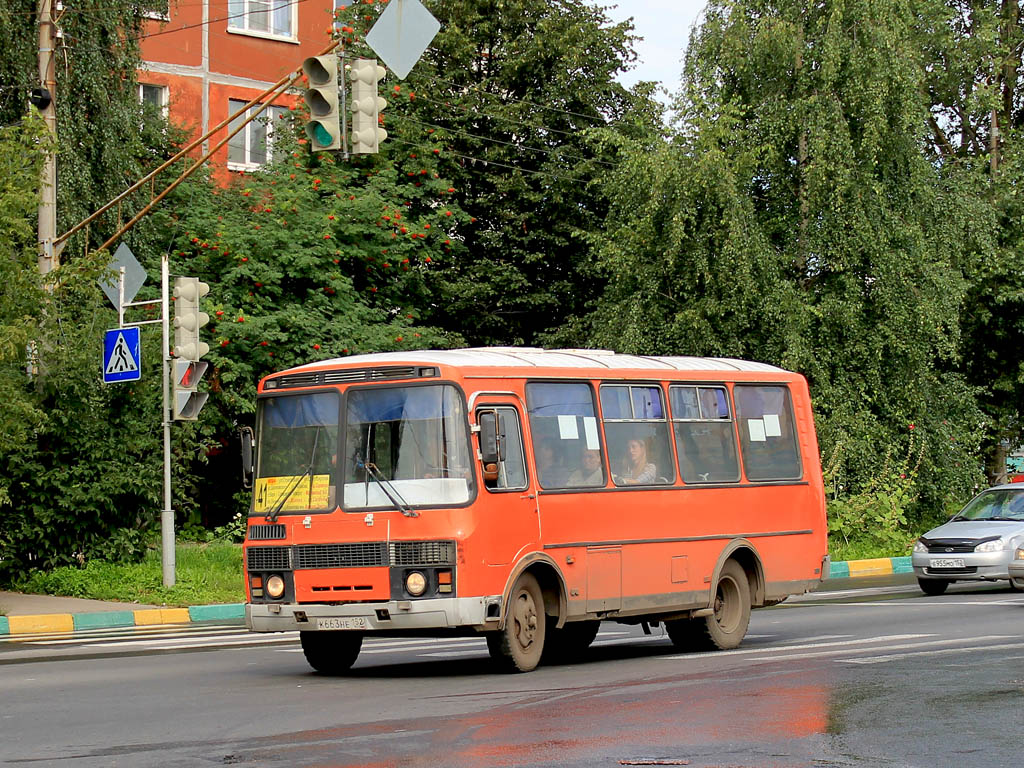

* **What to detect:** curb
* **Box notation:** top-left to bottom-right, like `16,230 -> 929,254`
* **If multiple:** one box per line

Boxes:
0,559 -> 913,638
829,556 -> 912,579
0,603 -> 244,637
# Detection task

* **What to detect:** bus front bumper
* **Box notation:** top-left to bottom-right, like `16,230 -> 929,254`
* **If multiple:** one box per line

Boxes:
246,596 -> 501,633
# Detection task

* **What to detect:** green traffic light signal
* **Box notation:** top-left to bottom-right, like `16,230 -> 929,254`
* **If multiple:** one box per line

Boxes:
302,55 -> 341,152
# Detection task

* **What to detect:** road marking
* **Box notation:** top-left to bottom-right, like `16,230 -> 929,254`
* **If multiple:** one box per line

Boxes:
660,633 -> 934,661
839,640 -> 1024,664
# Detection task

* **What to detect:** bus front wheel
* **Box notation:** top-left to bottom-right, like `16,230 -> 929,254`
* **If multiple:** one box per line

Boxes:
667,560 -> 751,652
300,630 -> 362,674
487,572 -> 546,672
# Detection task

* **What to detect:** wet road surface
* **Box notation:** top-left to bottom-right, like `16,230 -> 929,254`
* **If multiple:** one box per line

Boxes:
2,578 -> 1022,767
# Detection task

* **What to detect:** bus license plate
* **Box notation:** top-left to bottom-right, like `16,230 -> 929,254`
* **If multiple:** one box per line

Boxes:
316,617 -> 367,630
930,558 -> 965,569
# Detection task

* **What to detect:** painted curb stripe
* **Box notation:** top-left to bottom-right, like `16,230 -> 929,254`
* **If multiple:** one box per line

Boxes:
9,613 -> 75,635
892,556 -> 913,574
847,558 -> 895,577
73,611 -> 136,631
829,561 -> 850,579
0,617 -> 8,635
189,603 -> 245,622
133,608 -> 191,626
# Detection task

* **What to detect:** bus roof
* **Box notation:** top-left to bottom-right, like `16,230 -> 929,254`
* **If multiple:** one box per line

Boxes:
265,348 -> 792,384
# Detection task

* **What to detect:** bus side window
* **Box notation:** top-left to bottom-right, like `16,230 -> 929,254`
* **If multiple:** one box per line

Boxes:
525,382 -> 604,490
734,384 -> 802,481
479,407 -> 528,491
601,384 -> 674,486
669,385 -> 740,484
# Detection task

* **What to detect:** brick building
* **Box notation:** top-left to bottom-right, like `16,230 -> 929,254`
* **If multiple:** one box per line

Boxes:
138,0 -> 336,175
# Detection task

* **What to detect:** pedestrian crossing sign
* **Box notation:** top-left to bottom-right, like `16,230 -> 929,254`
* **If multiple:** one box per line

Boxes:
103,327 -> 141,384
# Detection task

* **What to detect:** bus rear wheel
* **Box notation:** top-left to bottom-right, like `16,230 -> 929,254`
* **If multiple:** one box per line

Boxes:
487,573 -> 546,672
667,560 -> 751,652
300,630 -> 363,674
542,619 -> 600,665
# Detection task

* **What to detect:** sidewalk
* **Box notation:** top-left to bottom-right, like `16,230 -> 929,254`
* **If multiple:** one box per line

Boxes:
0,556 -> 912,638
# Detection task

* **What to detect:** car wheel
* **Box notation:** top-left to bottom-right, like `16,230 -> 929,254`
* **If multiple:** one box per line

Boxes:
917,578 -> 949,596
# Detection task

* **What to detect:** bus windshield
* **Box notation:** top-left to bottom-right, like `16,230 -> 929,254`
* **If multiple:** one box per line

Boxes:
343,384 -> 475,510
254,392 -> 340,516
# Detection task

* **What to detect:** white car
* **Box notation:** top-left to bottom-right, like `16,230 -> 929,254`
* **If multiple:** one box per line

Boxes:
912,484 -> 1024,595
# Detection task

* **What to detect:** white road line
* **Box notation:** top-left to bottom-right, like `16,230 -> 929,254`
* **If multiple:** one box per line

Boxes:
839,641 -> 1024,664
24,629 -> 252,646
660,633 -> 934,661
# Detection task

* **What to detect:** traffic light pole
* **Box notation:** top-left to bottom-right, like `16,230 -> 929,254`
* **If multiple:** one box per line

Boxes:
161,251 -> 175,587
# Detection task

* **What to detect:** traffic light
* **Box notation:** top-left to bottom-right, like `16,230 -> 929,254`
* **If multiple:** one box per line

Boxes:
302,54 -> 342,152
172,358 -> 209,421
349,58 -> 387,154
172,277 -> 210,421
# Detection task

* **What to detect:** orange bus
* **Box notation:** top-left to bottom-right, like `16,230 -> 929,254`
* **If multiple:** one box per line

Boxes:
242,348 -> 828,672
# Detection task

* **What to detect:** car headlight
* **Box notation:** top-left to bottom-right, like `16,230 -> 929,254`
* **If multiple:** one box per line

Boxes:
913,539 -> 928,554
974,539 -> 1004,553
1015,547 -> 1024,561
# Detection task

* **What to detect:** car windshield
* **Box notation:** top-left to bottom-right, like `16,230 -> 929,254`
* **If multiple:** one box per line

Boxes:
343,384 -> 474,510
951,489 -> 1024,522
253,392 -> 340,516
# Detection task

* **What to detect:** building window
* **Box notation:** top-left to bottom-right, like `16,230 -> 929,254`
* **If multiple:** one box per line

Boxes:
227,99 -> 288,170
139,83 -> 168,116
228,0 -> 294,38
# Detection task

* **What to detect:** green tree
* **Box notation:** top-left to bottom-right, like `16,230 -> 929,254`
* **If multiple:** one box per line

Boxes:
918,0 -> 1024,482
588,0 -> 986,516
335,0 -> 662,345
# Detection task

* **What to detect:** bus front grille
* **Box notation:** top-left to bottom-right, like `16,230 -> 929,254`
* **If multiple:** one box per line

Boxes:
294,543 -> 388,569
247,546 -> 292,571
389,541 -> 456,566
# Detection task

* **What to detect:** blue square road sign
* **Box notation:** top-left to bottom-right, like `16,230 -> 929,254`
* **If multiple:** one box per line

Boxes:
103,327 -> 141,383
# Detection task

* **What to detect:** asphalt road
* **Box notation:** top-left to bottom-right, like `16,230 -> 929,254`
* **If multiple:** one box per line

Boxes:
2,577 -> 1023,768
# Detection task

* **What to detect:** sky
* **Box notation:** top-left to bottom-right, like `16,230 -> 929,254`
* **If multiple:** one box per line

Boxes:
596,0 -> 709,99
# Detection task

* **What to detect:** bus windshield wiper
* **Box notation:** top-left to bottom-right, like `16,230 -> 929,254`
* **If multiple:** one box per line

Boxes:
264,465 -> 313,523
357,458 -> 418,518
265,428 -> 322,523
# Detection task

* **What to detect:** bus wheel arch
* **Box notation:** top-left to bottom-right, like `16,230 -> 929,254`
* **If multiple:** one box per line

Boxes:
499,553 -> 568,631
709,539 -> 764,608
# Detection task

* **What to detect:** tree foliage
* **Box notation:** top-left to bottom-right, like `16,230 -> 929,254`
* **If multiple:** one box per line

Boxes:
587,0 -> 989,518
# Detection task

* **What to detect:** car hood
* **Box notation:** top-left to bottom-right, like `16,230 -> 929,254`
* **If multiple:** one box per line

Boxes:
923,519 -> 1024,542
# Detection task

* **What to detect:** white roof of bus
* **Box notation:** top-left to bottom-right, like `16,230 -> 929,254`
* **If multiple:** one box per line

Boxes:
281,348 -> 789,375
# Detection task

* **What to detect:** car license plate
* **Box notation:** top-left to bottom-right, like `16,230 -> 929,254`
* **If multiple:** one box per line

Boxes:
930,558 -> 965,568
315,617 -> 366,630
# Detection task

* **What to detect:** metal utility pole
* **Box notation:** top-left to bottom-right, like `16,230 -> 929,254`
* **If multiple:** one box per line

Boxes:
37,0 -> 58,276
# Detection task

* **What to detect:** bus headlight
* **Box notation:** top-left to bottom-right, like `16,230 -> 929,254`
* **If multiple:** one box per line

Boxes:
266,574 -> 286,599
405,571 -> 427,596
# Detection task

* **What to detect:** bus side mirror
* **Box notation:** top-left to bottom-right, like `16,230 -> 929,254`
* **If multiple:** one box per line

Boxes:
239,426 -> 255,489
478,410 -> 501,465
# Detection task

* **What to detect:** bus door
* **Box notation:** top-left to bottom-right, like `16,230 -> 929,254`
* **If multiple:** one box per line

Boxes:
475,402 -> 539,566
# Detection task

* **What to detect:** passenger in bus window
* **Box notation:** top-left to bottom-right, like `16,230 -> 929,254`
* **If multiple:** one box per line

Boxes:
615,438 -> 657,485
536,438 -> 570,488
567,448 -> 604,487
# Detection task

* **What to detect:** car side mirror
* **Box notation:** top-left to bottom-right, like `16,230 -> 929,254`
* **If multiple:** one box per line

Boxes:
239,426 -> 255,489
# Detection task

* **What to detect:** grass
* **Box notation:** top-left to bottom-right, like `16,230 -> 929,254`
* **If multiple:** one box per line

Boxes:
14,542 -> 245,607
829,538 -> 913,563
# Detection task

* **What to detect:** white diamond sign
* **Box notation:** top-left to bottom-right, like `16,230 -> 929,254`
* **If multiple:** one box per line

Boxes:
365,0 -> 440,80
